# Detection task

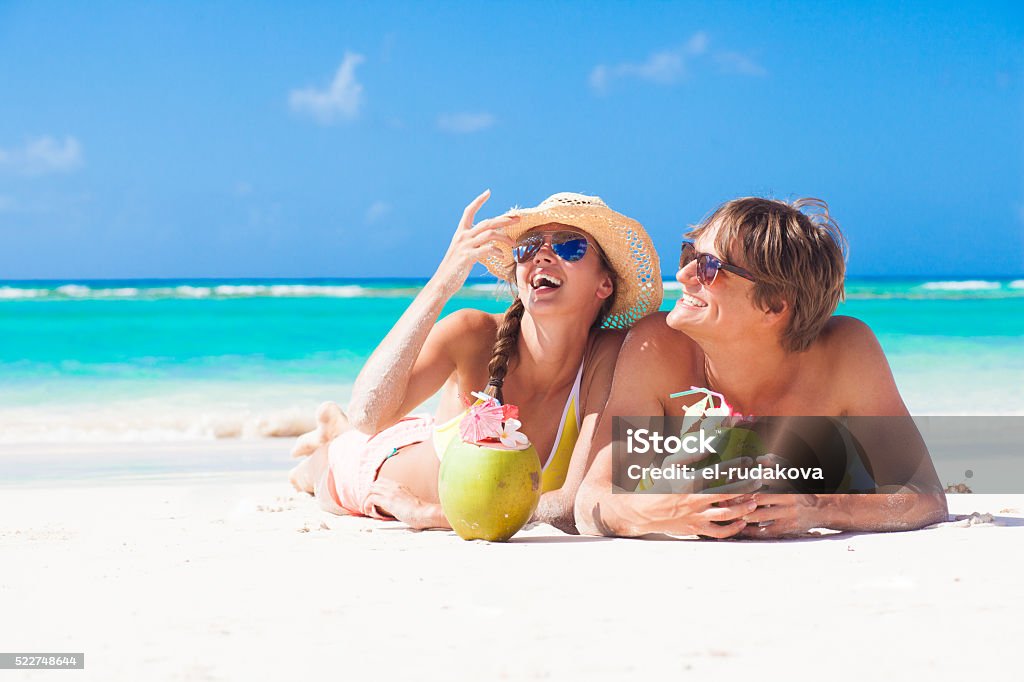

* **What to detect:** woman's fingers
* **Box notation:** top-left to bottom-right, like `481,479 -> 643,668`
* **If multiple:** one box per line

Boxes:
468,244 -> 507,264
468,242 -> 512,266
459,189 -> 492,230
469,229 -> 514,247
467,214 -> 520,236
466,228 -> 516,250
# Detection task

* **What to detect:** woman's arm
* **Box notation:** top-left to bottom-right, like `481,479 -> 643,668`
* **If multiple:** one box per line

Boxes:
346,190 -> 516,434
364,479 -> 451,530
532,331 -> 624,534
370,332 -> 625,534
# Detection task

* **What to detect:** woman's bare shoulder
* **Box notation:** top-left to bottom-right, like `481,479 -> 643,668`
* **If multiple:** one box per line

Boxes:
440,308 -> 501,334
588,327 -> 627,356
579,329 -> 626,381
435,308 -> 502,357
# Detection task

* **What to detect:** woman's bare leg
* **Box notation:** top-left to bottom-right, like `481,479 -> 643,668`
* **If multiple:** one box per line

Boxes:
289,442 -> 331,494
290,401 -> 349,459
289,402 -> 350,494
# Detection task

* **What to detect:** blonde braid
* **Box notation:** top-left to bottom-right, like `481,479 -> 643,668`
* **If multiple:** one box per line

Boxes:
483,297 -> 525,404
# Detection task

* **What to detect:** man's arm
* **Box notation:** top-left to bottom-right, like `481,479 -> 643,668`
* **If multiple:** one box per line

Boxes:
739,317 -> 948,538
825,318 -> 947,529
575,315 -> 757,538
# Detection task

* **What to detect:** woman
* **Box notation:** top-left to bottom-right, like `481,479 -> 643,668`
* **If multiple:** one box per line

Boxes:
289,189 -> 661,532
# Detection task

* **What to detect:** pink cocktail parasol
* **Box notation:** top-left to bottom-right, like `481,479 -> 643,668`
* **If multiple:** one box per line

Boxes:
459,393 -> 505,443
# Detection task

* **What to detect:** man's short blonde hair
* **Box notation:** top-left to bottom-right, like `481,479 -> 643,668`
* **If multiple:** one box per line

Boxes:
687,197 -> 847,352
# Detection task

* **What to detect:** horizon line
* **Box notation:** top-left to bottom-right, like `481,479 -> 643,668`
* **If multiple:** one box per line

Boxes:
2,274 -> 1024,284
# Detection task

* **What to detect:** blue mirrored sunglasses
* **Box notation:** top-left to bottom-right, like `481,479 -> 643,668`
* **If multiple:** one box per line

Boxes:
513,231 -> 589,264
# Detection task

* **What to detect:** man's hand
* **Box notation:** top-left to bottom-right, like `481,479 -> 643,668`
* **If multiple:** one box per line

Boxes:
730,492 -> 825,538
641,453 -> 758,494
612,485 -> 761,539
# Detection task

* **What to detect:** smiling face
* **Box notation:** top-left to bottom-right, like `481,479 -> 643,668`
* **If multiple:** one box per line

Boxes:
665,221 -> 768,343
513,223 -> 614,327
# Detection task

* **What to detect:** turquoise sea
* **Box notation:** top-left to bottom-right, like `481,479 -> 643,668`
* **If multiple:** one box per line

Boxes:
1,277 -> 1022,444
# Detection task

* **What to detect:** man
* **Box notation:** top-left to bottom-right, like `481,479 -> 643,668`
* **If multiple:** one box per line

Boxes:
575,197 -> 948,538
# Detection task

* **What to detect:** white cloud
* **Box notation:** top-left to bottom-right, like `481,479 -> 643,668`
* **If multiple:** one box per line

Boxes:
0,136 -> 83,176
589,31 -> 765,94
589,32 -> 707,94
686,31 -> 710,56
590,49 -> 686,93
365,200 -> 391,223
715,51 -> 768,77
437,112 -> 496,134
289,52 -> 366,124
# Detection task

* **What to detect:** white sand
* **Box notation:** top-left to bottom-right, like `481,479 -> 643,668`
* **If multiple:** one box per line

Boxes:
2,441 -> 1021,681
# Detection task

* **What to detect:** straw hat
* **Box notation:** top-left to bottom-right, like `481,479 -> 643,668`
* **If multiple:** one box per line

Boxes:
481,192 -> 663,329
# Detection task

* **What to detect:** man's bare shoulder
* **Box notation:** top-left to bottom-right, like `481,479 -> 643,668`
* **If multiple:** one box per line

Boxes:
624,312 -> 701,356
817,316 -> 906,415
818,315 -> 884,361
619,312 -> 703,386
600,313 -> 701,415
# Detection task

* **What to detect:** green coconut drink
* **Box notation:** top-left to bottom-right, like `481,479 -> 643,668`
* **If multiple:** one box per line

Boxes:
438,391 -> 541,542
691,424 -> 765,467
671,386 -> 762,489
439,439 -> 541,542
691,425 -> 765,487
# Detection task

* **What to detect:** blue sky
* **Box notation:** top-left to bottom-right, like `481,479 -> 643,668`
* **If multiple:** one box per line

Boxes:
1,1 -> 1022,279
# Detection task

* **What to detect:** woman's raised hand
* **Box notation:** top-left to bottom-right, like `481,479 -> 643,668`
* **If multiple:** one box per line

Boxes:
343,190 -> 517,435
436,189 -> 518,288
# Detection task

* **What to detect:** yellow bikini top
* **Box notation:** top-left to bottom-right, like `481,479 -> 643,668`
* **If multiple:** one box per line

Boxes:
432,361 -> 585,493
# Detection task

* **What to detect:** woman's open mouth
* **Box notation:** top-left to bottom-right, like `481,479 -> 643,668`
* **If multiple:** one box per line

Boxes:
531,273 -> 563,293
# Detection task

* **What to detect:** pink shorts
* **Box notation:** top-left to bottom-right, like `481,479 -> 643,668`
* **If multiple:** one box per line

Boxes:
314,414 -> 436,519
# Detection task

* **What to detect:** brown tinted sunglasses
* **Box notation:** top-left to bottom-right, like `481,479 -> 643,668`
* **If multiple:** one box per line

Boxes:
679,241 -> 756,286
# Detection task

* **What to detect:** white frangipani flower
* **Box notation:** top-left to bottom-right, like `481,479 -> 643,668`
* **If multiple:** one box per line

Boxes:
498,418 -> 529,449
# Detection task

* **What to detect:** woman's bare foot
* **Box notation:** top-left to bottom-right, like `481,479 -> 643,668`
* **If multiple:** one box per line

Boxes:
289,443 -> 330,494
290,401 -> 349,458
